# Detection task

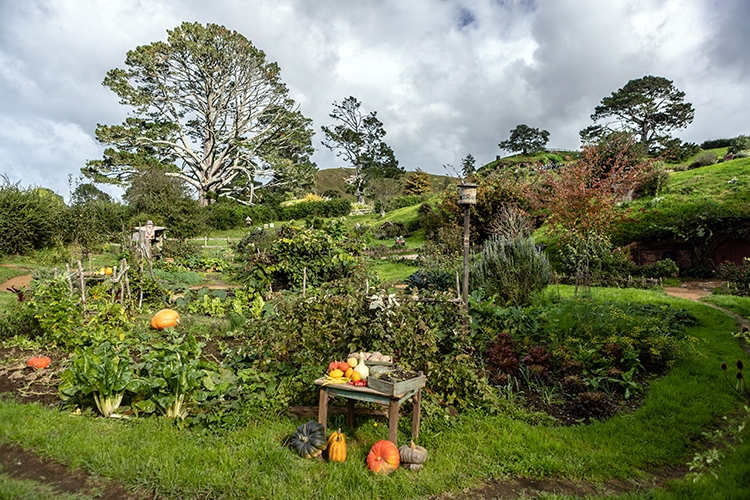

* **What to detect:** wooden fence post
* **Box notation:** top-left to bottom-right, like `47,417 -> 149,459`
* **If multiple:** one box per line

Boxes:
77,261 -> 86,314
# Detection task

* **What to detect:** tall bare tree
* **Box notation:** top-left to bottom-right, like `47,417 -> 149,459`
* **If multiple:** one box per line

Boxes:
84,22 -> 315,205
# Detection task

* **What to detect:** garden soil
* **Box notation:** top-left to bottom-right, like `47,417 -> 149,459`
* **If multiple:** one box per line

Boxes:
0,278 -> 740,499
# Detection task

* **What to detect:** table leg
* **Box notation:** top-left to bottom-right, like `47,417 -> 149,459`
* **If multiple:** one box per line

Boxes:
388,399 -> 399,445
411,388 -> 421,440
347,399 -> 355,427
318,388 -> 328,432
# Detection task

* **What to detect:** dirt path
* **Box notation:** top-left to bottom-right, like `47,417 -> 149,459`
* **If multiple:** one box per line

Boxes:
0,273 -> 32,292
663,280 -> 720,300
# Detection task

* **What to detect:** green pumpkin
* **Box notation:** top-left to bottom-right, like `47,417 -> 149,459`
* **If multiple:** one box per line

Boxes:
290,421 -> 327,458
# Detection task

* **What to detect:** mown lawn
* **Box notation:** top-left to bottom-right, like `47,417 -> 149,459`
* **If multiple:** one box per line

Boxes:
1,287 -> 748,499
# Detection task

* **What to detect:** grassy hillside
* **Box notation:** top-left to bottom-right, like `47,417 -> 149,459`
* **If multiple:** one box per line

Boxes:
480,150 -> 581,172
612,155 -> 750,245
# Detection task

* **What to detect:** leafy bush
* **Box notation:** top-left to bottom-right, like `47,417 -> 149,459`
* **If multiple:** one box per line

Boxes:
0,179 -> 67,256
471,237 -> 551,306
235,221 -> 366,291
728,135 -> 750,155
639,258 -> 679,279
657,138 -> 701,163
241,288 -> 488,414
388,195 -> 425,211
701,138 -> 732,149
691,151 -> 718,168
632,163 -> 670,197
161,238 -> 202,260
405,269 -> 454,291
202,202 -> 279,230
277,198 -> 351,220
715,261 -> 750,296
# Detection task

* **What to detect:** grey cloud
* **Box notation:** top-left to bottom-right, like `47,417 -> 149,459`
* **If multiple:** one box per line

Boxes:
0,0 -> 747,200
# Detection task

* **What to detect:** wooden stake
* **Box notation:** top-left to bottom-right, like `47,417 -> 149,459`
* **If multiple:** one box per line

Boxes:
65,263 -> 74,298
302,267 -> 307,296
77,261 -> 86,314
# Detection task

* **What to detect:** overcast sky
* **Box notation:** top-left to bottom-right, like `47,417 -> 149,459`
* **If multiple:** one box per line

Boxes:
1,0 -> 748,201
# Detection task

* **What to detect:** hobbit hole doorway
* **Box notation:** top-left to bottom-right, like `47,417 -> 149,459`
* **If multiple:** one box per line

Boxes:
713,239 -> 750,266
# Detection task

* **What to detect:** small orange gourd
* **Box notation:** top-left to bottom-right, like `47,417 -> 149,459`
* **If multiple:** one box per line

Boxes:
327,428 -> 347,462
150,308 -> 180,330
26,356 -> 51,369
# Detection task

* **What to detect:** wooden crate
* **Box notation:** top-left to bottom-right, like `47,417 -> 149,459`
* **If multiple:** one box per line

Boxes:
368,372 -> 426,397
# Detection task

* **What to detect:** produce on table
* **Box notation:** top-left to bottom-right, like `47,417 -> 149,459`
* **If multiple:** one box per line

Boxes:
329,369 -> 344,378
290,421 -> 327,458
399,440 -> 428,471
353,352 -> 370,381
326,428 -> 347,462
150,308 -> 180,330
347,352 -> 393,364
367,440 -> 400,474
347,356 -> 358,367
26,356 -> 51,369
369,365 -> 391,376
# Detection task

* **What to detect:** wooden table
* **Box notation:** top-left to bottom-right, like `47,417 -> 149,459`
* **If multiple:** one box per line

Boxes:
314,377 -> 424,445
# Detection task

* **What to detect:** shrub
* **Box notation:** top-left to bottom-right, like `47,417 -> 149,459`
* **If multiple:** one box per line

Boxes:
690,151 -> 718,168
715,260 -> 750,296
639,258 -> 679,279
701,138 -> 732,149
728,135 -> 750,155
633,163 -> 670,197
277,198 -> 351,220
241,288 -> 486,413
161,239 -> 202,260
0,179 -> 67,256
405,269 -> 454,291
234,221 -> 365,291
471,237 -> 551,306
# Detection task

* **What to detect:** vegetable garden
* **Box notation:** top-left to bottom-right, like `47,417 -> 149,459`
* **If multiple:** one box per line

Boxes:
1,219 -> 749,499
2,152 -> 750,499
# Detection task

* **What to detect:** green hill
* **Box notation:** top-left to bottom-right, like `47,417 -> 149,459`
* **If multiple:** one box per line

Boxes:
612,155 -> 750,245
314,168 -> 454,199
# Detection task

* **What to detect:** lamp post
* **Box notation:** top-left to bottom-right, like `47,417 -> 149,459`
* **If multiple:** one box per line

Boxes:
457,182 -> 477,310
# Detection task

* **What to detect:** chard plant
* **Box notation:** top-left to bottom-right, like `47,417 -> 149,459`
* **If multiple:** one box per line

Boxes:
58,341 -> 135,417
134,333 -> 205,420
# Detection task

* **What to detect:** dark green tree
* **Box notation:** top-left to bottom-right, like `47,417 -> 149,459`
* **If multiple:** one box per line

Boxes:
124,169 -> 204,238
85,22 -> 315,205
402,169 -> 432,195
321,96 -> 403,204
498,124 -> 550,155
587,75 -> 694,152
461,154 -> 476,178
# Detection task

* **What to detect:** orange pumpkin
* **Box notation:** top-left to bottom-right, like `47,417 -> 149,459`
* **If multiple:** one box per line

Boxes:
26,356 -> 51,369
150,308 -> 180,330
366,440 -> 400,474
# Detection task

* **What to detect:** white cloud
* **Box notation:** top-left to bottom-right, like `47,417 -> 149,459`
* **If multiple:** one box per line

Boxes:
0,0 -> 747,198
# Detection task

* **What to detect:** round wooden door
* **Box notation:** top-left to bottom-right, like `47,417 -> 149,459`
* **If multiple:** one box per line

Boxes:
714,239 -> 750,266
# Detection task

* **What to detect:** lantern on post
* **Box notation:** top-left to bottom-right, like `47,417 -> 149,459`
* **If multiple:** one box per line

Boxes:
457,183 -> 477,310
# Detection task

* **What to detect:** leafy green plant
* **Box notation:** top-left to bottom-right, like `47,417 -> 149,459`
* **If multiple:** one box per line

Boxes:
405,269 -> 454,291
471,236 -> 551,306
58,341 -> 136,417
133,333 -> 205,419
